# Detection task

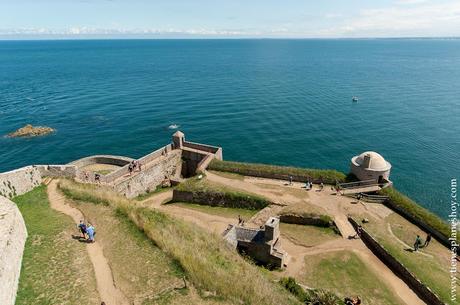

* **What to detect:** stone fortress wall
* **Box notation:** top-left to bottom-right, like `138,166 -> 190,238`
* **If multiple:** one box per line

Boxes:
114,149 -> 182,198
0,166 -> 42,199
3,133 -> 446,305
0,132 -> 223,305
0,187 -> 28,305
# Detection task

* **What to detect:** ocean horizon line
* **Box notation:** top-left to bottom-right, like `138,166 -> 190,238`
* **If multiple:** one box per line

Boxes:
1,36 -> 460,42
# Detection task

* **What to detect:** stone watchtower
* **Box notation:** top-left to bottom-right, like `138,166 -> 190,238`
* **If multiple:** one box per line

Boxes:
350,151 -> 391,182
172,131 -> 185,149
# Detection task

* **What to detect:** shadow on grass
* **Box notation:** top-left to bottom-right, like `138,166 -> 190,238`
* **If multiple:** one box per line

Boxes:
71,235 -> 93,243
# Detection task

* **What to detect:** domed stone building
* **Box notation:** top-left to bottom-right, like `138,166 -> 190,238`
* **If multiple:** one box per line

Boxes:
350,151 -> 391,183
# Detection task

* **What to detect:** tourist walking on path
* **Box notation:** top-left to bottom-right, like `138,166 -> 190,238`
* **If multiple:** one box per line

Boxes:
424,233 -> 432,248
289,175 -> 293,185
353,225 -> 362,239
86,223 -> 96,243
78,220 -> 87,239
414,235 -> 422,251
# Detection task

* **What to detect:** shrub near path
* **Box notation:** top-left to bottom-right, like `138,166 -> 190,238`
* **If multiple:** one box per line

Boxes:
13,185 -> 99,305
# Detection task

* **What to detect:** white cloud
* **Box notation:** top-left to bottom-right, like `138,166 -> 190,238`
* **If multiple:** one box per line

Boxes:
0,27 -> 257,37
1,1 -> 460,39
396,0 -> 430,5
327,0 -> 460,37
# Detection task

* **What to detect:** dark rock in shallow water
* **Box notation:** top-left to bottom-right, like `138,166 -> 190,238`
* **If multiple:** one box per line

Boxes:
6,124 -> 55,138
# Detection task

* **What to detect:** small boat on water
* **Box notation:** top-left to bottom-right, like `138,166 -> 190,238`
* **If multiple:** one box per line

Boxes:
168,124 -> 180,130
352,96 -> 359,102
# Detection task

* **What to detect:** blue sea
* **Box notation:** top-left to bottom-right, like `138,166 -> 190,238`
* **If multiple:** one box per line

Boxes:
0,39 -> 459,218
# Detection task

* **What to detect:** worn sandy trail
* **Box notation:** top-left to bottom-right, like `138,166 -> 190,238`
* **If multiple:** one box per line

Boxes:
47,180 -> 129,305
141,190 -> 237,234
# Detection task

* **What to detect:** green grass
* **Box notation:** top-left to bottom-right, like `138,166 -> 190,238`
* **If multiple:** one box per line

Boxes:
175,176 -> 270,210
301,250 -> 404,305
67,199 -> 191,304
135,185 -> 172,201
58,179 -> 301,305
208,170 -> 245,180
280,223 -> 340,248
363,215 -> 459,304
208,159 -> 347,184
379,187 -> 451,239
173,202 -> 259,220
13,185 -> 99,305
280,277 -> 345,305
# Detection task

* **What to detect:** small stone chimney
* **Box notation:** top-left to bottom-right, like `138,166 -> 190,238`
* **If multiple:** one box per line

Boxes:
172,131 -> 185,149
264,217 -> 280,243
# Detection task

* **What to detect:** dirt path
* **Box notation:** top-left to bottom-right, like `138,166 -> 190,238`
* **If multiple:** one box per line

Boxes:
47,180 -> 129,305
141,190 -> 237,234
387,223 -> 433,258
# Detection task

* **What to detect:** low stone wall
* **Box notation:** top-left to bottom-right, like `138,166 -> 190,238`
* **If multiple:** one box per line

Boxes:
196,154 -> 215,173
70,154 -> 133,169
138,144 -> 172,165
36,165 -> 77,178
183,141 -> 222,159
0,196 -> 27,305
114,149 -> 182,198
104,146 -> 171,183
0,166 -> 42,199
348,217 -> 446,305
172,189 -> 270,210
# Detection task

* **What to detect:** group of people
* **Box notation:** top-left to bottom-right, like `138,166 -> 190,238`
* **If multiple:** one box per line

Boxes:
288,176 -> 329,193
128,160 -> 141,175
414,233 -> 432,251
78,220 -> 96,243
83,171 -> 101,183
305,181 -> 313,190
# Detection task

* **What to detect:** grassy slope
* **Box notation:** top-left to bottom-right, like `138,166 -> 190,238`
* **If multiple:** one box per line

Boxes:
208,159 -> 347,184
13,185 -> 99,305
172,202 -> 258,220
59,180 -> 300,305
301,250 -> 405,305
68,200 -> 191,304
363,213 -> 459,303
280,223 -> 340,248
176,176 -> 270,209
379,187 -> 451,239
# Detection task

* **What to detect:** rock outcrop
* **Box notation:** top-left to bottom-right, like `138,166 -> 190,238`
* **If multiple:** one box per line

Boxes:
7,124 -> 55,138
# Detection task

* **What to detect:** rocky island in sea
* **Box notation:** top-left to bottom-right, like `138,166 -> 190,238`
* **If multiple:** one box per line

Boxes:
6,124 -> 55,138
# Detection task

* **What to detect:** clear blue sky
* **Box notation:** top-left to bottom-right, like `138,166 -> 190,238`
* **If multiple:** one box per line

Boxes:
1,0 -> 459,39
